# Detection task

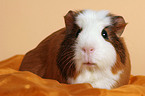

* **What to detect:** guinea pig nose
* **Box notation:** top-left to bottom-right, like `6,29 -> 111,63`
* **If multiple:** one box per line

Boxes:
82,47 -> 94,53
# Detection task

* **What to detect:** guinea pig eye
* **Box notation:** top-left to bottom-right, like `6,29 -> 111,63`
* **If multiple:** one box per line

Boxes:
76,28 -> 82,37
101,29 -> 108,39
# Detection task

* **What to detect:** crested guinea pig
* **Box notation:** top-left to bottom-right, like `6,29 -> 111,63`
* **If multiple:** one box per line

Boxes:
19,9 -> 131,89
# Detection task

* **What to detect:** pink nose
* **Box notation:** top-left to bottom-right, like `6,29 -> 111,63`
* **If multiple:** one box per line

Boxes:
82,47 -> 94,53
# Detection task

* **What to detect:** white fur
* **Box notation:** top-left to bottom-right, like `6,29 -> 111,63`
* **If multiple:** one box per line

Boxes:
68,10 -> 121,89
68,69 -> 122,89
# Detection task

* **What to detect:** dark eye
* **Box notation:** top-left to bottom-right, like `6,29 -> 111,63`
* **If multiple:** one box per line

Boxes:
101,29 -> 108,39
76,28 -> 82,37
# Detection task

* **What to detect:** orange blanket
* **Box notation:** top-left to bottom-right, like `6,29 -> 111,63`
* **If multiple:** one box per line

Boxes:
0,55 -> 145,96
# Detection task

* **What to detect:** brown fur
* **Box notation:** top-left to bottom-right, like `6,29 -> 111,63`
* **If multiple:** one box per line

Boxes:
20,28 -> 67,83
57,11 -> 80,79
111,38 -> 131,88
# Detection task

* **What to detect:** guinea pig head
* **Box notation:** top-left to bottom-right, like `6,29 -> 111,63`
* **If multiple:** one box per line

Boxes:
57,10 -> 127,80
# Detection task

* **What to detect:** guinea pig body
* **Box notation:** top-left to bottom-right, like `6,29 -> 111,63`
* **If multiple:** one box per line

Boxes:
20,9 -> 131,89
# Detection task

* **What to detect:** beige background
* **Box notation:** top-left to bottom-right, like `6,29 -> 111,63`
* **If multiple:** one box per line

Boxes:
0,0 -> 145,75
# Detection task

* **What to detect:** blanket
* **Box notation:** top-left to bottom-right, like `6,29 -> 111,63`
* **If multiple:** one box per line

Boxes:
0,55 -> 145,96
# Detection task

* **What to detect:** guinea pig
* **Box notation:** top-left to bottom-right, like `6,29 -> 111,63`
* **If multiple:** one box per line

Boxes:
19,9 -> 131,89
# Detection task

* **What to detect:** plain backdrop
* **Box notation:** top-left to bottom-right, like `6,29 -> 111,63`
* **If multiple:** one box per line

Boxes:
0,0 -> 145,75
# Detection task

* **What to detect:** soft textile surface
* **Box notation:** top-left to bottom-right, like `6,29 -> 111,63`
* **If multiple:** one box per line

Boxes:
0,55 -> 145,96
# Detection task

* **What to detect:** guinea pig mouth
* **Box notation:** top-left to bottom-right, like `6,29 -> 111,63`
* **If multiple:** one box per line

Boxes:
83,63 -> 96,66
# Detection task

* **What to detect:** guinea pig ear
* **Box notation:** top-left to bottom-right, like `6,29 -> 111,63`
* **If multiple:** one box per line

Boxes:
112,16 -> 127,37
64,10 -> 76,33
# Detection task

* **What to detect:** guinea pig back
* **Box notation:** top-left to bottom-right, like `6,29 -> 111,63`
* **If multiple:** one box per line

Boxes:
19,28 -> 67,83
19,9 -> 131,89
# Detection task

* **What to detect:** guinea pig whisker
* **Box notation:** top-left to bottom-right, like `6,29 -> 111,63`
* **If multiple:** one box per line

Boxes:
57,52 -> 74,64
65,59 -> 75,77
59,49 -> 74,56
67,61 -> 75,73
60,56 -> 74,70
59,51 -> 74,58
